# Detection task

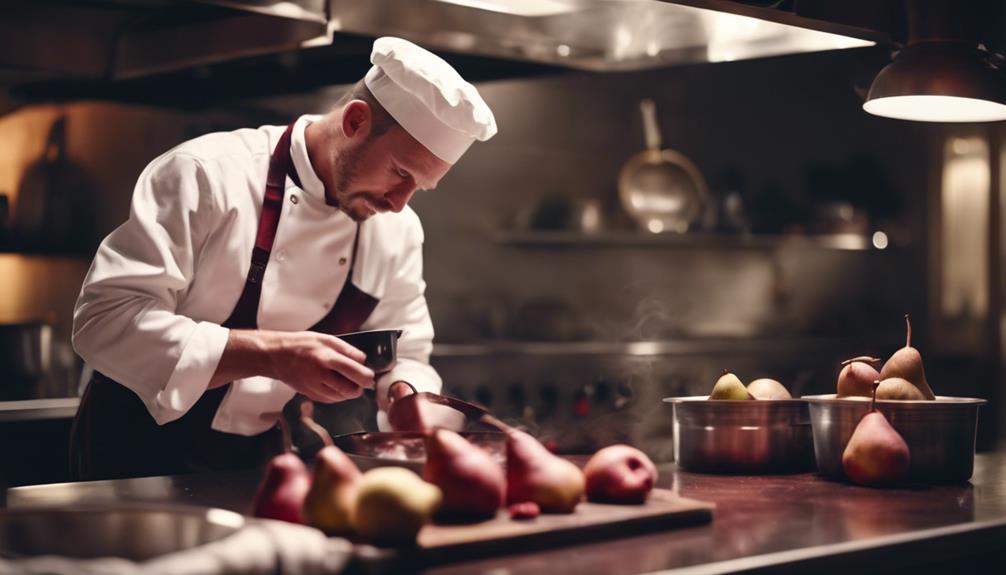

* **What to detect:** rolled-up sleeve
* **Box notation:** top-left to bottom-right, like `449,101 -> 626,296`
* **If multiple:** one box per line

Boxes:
363,219 -> 442,413
72,152 -> 230,425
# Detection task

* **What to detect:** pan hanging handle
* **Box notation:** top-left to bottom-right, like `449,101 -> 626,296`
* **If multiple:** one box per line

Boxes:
640,99 -> 662,151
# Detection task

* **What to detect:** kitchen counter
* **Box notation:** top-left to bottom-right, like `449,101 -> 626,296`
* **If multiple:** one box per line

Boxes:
6,452 -> 1006,574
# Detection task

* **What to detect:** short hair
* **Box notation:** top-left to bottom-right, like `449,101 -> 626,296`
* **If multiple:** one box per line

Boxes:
337,79 -> 397,138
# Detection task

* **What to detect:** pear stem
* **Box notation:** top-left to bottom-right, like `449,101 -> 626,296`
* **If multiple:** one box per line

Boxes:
871,380 -> 880,412
905,314 -> 912,348
277,417 -> 293,453
841,356 -> 881,367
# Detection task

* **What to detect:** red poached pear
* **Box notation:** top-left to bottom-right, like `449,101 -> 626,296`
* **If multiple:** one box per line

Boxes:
836,356 -> 882,398
250,452 -> 311,524
423,428 -> 505,519
841,382 -> 911,486
583,444 -> 658,504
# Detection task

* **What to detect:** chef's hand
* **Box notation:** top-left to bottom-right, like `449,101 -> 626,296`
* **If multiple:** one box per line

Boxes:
212,329 -> 375,403
269,331 -> 375,402
385,382 -> 466,432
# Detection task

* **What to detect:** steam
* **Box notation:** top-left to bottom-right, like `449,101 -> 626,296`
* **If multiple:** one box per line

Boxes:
618,293 -> 680,341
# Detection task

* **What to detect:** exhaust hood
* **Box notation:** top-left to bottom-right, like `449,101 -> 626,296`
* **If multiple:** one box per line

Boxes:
327,0 -> 878,71
1,0 -> 901,111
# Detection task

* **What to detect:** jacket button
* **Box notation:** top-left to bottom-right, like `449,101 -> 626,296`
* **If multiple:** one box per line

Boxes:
290,194 -> 299,205
338,256 -> 348,265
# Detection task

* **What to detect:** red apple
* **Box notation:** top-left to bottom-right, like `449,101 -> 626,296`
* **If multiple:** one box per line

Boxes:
583,445 -> 657,504
250,453 -> 311,523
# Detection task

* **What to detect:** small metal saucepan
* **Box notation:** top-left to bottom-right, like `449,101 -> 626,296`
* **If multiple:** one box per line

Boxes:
663,396 -> 815,474
804,394 -> 986,484
618,99 -> 709,234
0,318 -> 53,400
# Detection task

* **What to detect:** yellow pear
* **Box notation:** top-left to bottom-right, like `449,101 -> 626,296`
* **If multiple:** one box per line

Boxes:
302,446 -> 361,536
879,315 -> 934,400
746,378 -> 791,400
876,377 -> 927,400
352,467 -> 442,545
708,372 -> 751,400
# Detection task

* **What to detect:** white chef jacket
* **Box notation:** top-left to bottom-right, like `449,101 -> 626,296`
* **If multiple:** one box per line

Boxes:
72,115 -> 442,435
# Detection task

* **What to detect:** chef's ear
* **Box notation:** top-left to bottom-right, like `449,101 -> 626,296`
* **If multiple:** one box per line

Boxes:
341,99 -> 373,140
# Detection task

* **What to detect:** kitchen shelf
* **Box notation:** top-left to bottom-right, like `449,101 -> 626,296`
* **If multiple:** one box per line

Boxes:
431,337 -> 878,358
0,397 -> 80,422
494,230 -> 898,251
0,242 -> 95,259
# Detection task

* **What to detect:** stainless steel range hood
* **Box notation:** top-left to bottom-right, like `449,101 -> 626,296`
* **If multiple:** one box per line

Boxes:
1,0 -> 882,83
0,0 -> 894,113
327,0 -> 880,72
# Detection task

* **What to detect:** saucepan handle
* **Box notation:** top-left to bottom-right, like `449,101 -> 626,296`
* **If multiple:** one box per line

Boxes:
640,99 -> 662,151
387,388 -> 510,432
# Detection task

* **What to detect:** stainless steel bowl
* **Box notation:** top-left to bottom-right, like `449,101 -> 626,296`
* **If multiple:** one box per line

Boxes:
663,396 -> 814,473
804,394 -> 987,484
0,504 -> 245,561
332,431 -> 506,473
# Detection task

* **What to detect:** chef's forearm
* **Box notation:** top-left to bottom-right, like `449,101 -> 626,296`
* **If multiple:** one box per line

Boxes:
209,329 -> 278,388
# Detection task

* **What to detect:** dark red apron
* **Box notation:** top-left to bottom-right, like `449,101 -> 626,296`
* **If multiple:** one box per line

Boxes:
69,123 -> 380,481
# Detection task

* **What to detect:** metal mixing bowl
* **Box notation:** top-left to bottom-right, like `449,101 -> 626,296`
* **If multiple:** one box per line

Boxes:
663,396 -> 814,473
804,394 -> 987,484
0,504 -> 245,561
333,431 -> 506,473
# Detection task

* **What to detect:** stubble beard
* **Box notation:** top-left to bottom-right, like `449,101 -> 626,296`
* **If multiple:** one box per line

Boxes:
329,139 -> 373,222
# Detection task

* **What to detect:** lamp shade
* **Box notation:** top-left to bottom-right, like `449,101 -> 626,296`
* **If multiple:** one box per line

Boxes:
863,41 -> 1006,122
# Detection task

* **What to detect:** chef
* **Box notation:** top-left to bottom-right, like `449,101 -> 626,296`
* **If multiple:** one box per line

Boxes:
69,37 -> 497,481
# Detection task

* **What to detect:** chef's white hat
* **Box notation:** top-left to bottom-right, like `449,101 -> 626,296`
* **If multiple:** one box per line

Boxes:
364,37 -> 497,164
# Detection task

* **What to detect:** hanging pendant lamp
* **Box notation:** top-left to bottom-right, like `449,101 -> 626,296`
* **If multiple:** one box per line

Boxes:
863,42 -> 1006,122
862,1 -> 1006,122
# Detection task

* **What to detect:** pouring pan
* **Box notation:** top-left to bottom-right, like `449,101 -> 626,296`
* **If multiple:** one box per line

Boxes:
335,329 -> 402,373
618,99 -> 709,233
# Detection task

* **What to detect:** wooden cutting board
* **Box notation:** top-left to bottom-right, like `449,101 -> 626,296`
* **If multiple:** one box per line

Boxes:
353,489 -> 713,569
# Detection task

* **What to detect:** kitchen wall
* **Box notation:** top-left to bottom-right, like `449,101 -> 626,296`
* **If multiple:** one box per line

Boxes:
0,46 -> 946,454
0,103 -> 238,398
420,66 -> 927,343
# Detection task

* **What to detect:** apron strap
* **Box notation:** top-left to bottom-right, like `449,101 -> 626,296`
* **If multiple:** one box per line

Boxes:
223,123 -> 299,329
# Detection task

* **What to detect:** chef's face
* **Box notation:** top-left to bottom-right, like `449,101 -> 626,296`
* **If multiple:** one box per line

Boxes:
330,103 -> 451,222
